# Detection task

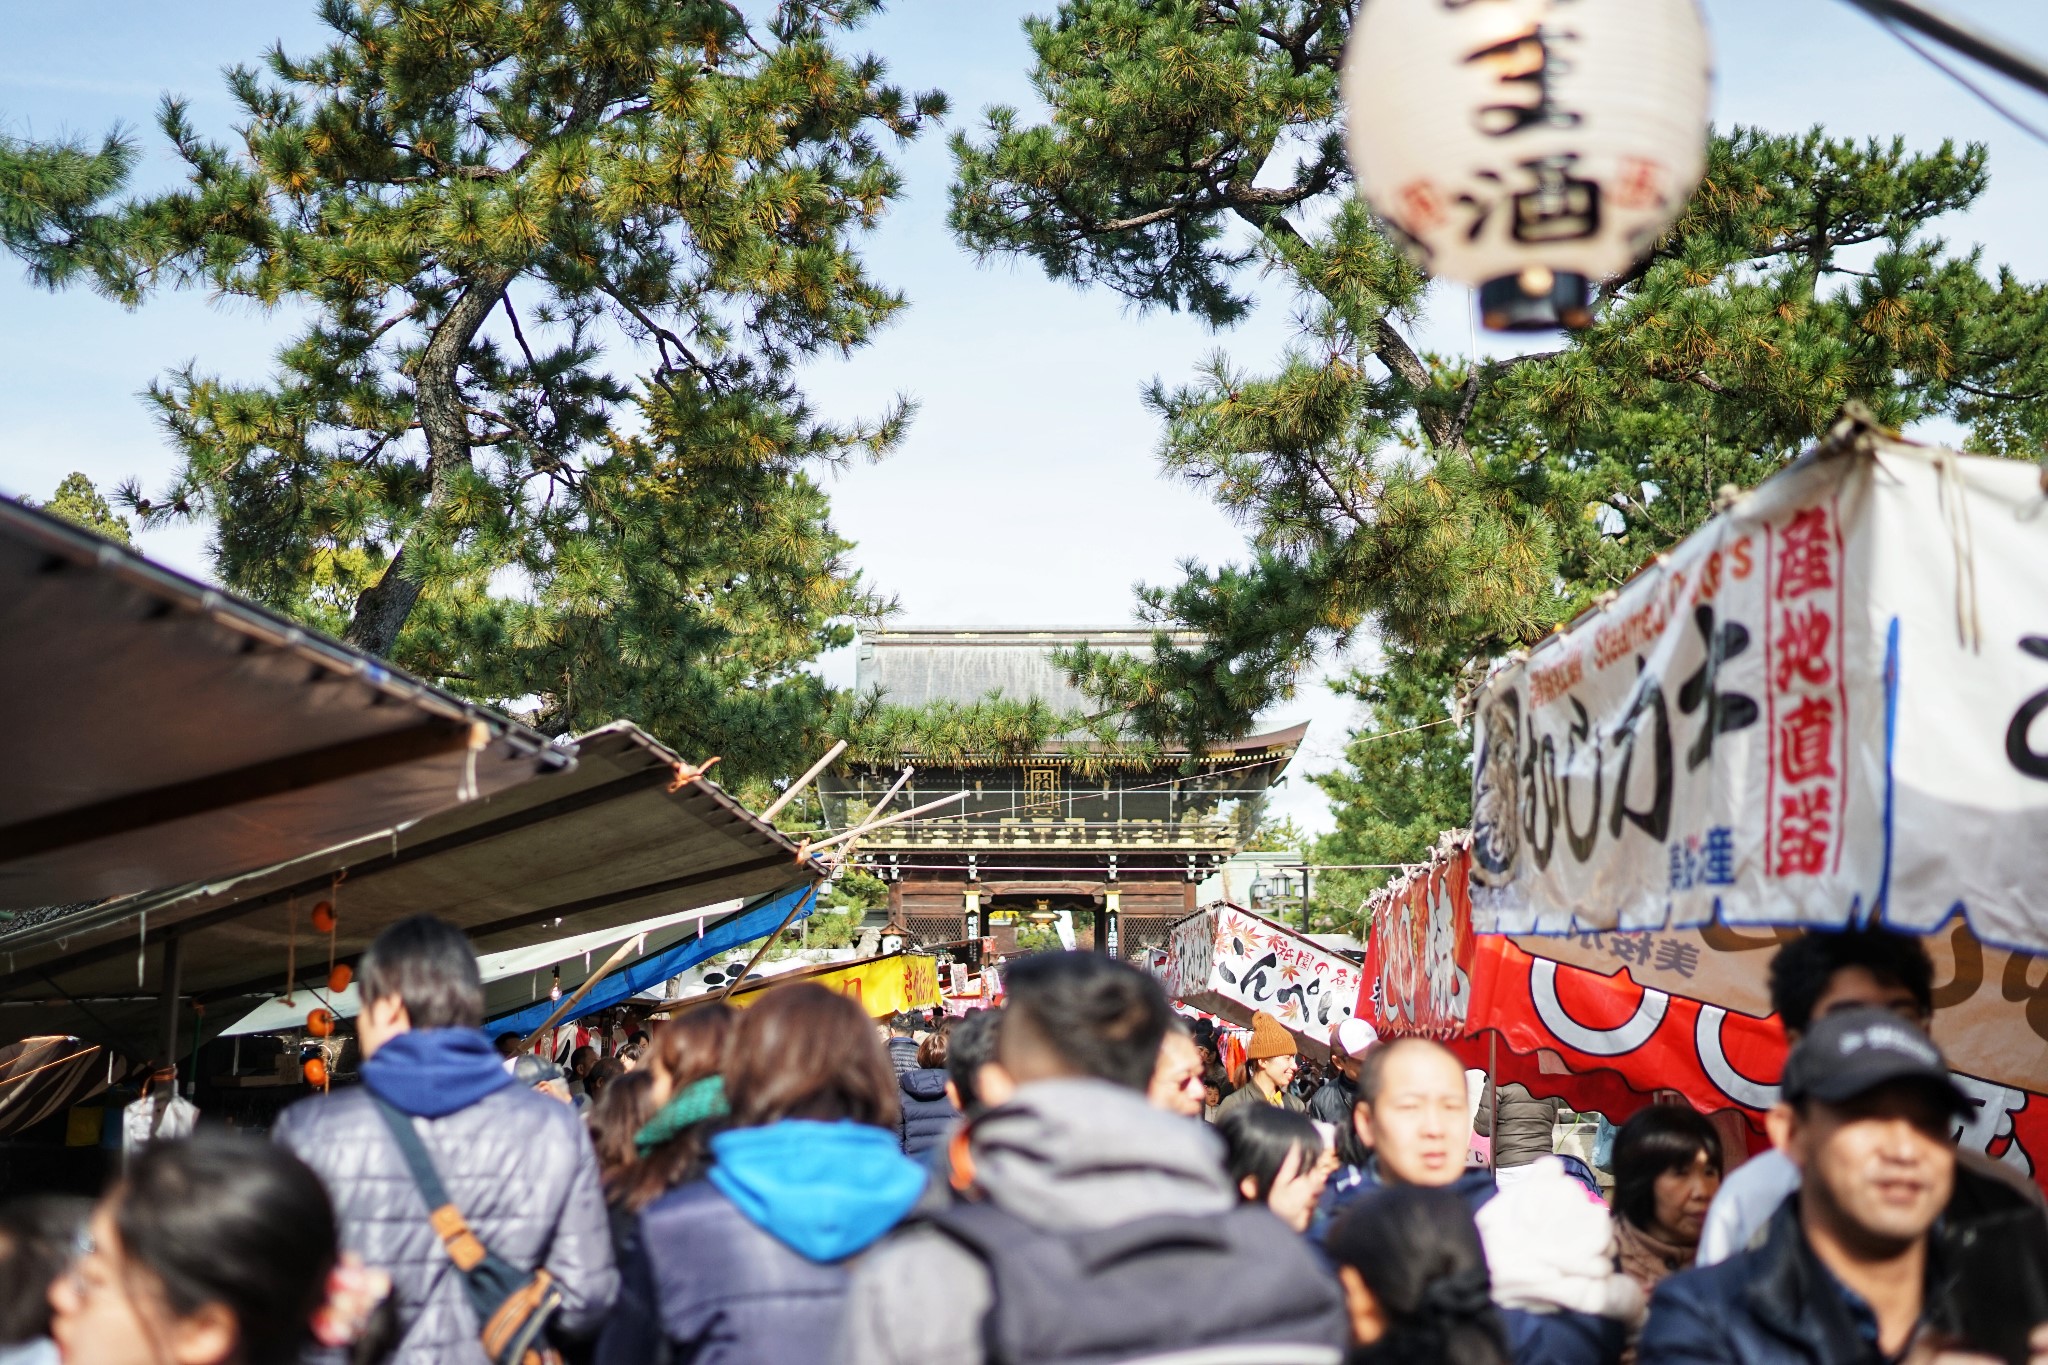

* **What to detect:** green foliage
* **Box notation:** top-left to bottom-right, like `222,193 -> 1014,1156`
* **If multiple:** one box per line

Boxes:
2,0 -> 946,788
32,473 -> 133,544
0,127 -> 139,295
954,0 -> 2048,834
1241,813 -> 1308,854
821,868 -> 888,914
1310,647 -> 1470,933
826,689 -> 1156,772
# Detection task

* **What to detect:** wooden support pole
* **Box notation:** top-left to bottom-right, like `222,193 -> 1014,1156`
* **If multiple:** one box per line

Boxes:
804,791 -> 966,857
759,741 -> 848,825
520,932 -> 646,1051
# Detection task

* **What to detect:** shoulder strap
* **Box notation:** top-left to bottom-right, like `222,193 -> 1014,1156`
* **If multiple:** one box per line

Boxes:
371,1095 -> 491,1273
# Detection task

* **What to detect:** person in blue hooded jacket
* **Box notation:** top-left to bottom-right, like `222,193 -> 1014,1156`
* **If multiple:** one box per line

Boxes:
596,983 -> 926,1365
273,915 -> 617,1364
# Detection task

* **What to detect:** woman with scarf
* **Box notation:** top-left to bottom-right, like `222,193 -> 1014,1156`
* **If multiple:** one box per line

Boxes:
606,1005 -> 735,1226
595,986 -> 925,1364
1609,1106 -> 1722,1300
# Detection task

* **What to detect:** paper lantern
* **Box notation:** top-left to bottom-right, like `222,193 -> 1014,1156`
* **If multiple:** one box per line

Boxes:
310,900 -> 337,934
1343,0 -> 1711,330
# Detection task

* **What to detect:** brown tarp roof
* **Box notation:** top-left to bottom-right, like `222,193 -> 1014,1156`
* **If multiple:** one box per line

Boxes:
0,497 -> 568,911
0,723 -> 812,1055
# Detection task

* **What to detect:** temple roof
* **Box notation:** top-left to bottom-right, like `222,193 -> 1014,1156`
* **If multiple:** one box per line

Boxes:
855,626 -> 1203,714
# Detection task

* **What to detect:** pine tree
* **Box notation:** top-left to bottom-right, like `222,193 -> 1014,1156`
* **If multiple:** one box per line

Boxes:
953,0 -> 2048,857
1,0 -> 944,787
29,473 -> 134,544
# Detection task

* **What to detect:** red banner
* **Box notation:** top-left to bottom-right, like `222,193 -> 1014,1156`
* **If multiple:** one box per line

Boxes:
1358,846 -> 1477,1041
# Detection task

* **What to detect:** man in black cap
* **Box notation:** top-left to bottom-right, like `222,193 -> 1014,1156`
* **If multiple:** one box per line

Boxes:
1639,1007 -> 2046,1365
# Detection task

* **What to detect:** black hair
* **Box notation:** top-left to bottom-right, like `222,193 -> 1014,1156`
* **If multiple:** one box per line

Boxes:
492,1032 -> 523,1057
357,914 -> 484,1030
1326,1187 -> 1508,1365
1216,1104 -> 1322,1202
1769,928 -> 1934,1037
1001,951 -> 1171,1091
888,1011 -> 919,1036
946,1008 -> 1003,1111
114,1133 -> 338,1365
1356,1036 -> 1462,1110
1611,1105 -> 1723,1232
0,1194 -> 91,1342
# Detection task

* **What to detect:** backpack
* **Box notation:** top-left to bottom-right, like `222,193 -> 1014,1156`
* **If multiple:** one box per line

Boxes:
372,1096 -> 565,1365
920,1200 -> 1347,1365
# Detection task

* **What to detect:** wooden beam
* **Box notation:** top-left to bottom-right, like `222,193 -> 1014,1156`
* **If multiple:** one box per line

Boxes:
0,721 -> 480,866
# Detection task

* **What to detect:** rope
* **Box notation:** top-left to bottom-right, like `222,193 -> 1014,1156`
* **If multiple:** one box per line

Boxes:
1935,450 -> 1983,652
0,1043 -> 100,1091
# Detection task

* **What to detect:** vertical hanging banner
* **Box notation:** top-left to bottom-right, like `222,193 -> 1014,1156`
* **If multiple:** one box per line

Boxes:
1163,905 -> 1362,1048
1358,843 -> 1477,1040
1469,433 -> 2048,951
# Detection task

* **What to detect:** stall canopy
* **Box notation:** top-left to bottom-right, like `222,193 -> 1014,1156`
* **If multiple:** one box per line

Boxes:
657,946 -> 941,1020
0,497 -> 568,911
222,888 -> 810,1037
0,723 -> 812,1056
1466,422 -> 2048,951
486,884 -> 820,1036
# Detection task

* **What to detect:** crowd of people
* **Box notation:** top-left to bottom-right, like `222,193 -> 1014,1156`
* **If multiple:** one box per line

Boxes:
1,915 -> 2045,1365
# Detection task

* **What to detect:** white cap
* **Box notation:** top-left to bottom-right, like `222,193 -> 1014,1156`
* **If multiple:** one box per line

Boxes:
1335,1017 -> 1380,1058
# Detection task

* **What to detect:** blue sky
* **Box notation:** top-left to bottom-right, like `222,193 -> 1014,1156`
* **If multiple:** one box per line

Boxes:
3,0 -> 2044,831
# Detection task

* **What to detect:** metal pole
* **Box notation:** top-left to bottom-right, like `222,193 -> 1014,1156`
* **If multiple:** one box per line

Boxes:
158,932 -> 182,1072
1840,0 -> 2048,97
1486,1033 -> 1500,1170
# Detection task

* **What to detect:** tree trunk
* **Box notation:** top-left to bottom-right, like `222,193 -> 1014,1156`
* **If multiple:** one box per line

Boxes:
344,269 -> 515,658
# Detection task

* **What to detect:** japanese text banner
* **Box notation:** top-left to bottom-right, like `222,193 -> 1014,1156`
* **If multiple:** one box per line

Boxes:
1469,437 -> 2048,951
1164,904 -> 1362,1047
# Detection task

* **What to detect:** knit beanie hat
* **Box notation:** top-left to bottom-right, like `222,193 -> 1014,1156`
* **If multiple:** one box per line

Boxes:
1244,1010 -> 1298,1061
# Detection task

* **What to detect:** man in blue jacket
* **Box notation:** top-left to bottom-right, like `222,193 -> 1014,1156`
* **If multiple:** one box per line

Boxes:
1317,1036 -> 1496,1225
275,916 -> 617,1364
1639,1007 -> 2033,1365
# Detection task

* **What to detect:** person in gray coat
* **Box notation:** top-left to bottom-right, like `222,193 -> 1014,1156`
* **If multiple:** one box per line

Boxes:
840,953 -> 1346,1365
274,915 -> 618,1364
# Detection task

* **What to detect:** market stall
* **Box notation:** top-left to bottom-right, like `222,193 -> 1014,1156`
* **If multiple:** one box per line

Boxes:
1360,838 -> 2048,1187
0,721 -> 816,1059
1160,902 -> 1365,1059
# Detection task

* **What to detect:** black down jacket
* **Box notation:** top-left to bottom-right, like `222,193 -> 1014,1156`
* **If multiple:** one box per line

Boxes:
898,1067 -> 959,1158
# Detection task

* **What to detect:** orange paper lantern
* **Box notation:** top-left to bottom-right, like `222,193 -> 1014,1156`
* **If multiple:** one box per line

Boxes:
310,901 -> 337,934
305,1008 -> 335,1038
302,1057 -> 328,1088
328,964 -> 353,993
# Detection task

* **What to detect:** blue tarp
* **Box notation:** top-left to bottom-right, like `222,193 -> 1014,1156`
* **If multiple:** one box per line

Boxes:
487,882 -> 818,1037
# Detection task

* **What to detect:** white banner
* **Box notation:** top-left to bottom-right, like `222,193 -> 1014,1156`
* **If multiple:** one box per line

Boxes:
1470,436 -> 2048,951
1165,905 -> 1362,1046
